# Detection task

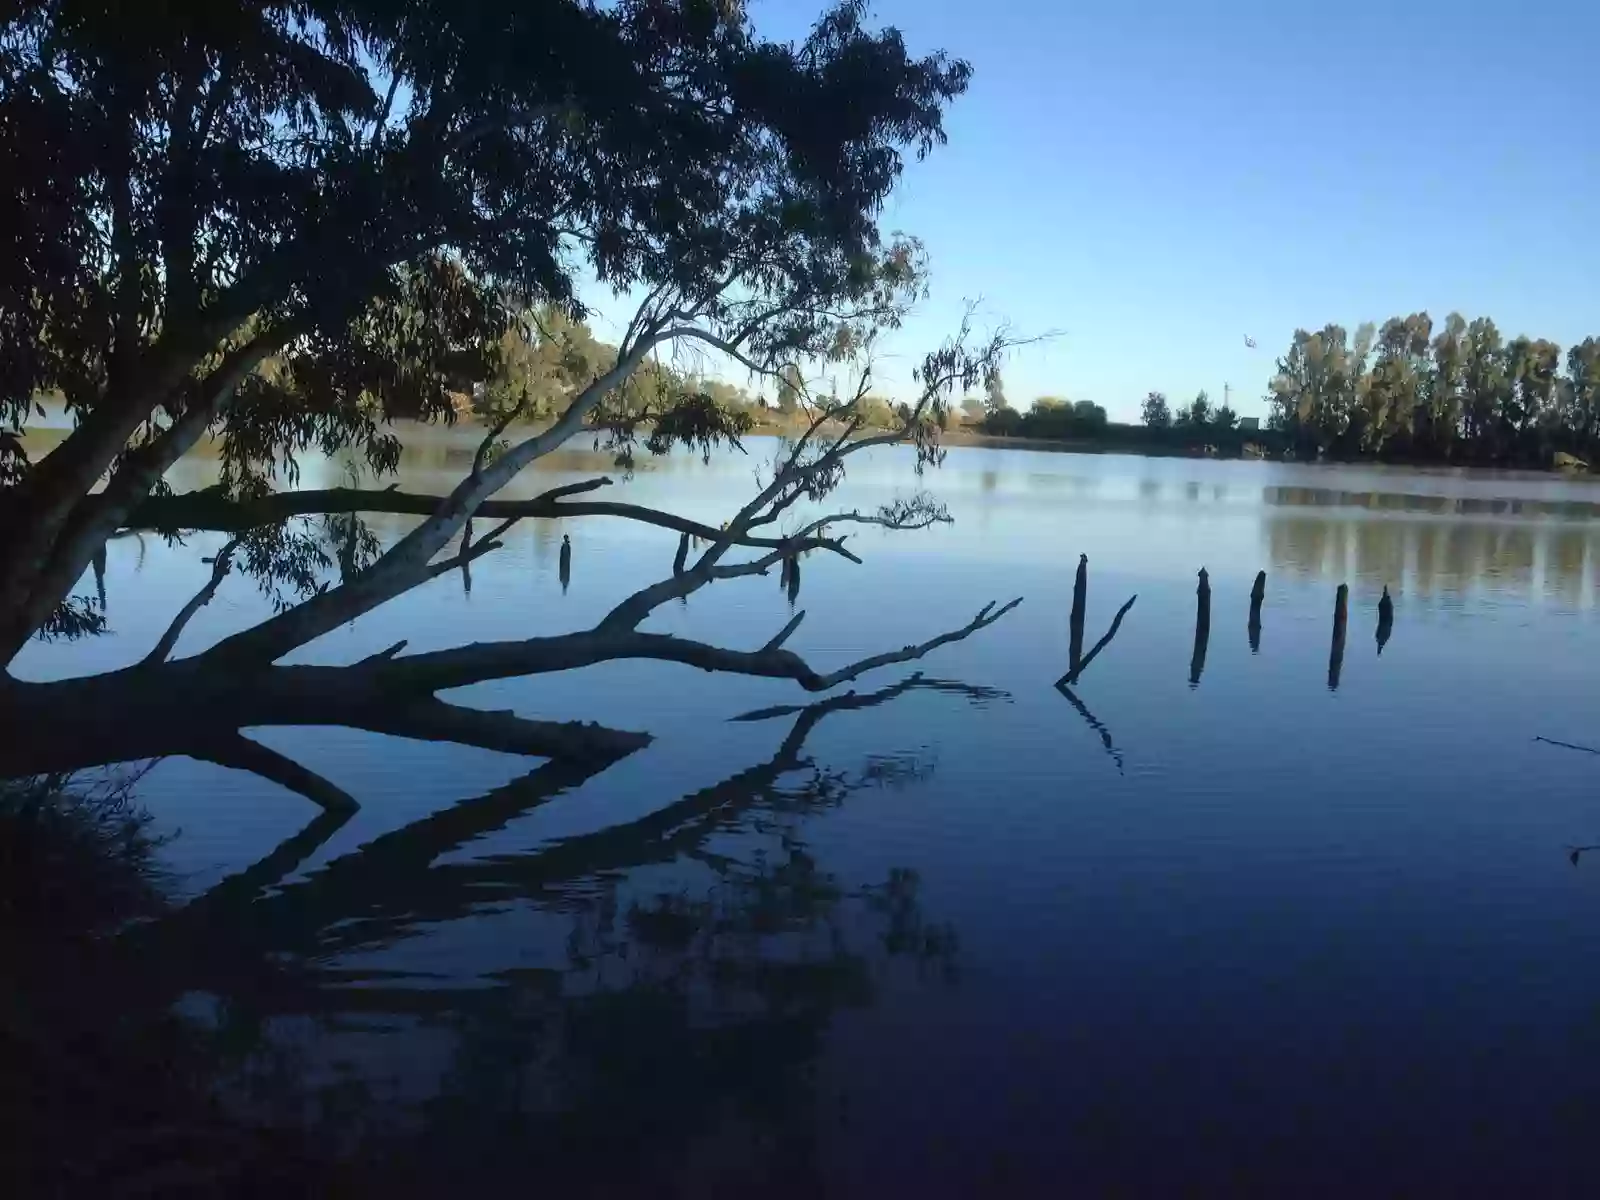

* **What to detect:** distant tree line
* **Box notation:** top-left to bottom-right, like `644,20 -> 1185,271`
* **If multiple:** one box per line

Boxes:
1265,315 -> 1600,467
474,305 -> 913,433
966,370 -> 1255,454
953,314 -> 1600,471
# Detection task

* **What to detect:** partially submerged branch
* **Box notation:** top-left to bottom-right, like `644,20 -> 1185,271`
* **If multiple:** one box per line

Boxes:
1057,595 -> 1138,687
192,732 -> 358,813
386,597 -> 1024,694
350,698 -> 652,764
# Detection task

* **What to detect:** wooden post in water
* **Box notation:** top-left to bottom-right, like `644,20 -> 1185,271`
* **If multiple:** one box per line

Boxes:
1376,585 -> 1394,656
1069,553 -> 1088,677
1248,570 -> 1265,654
558,534 -> 571,595
1327,582 -> 1348,690
1189,567 -> 1211,688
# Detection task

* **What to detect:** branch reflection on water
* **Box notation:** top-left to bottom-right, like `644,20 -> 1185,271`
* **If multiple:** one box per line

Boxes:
1055,556 -> 1137,770
8,673 -> 1008,1195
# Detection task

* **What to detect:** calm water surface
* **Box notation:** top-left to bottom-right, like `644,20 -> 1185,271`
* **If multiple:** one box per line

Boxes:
19,435 -> 1600,1195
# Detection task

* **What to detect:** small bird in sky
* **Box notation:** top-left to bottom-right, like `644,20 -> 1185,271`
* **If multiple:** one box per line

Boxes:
1244,335 -> 1257,349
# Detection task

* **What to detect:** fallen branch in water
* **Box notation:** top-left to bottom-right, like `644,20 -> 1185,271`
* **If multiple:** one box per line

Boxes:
1534,736 -> 1600,756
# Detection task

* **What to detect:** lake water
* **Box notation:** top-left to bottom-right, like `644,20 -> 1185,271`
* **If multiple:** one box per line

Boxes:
17,434 -> 1600,1195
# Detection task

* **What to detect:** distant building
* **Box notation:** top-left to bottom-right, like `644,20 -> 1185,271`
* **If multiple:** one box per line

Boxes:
1238,416 -> 1260,432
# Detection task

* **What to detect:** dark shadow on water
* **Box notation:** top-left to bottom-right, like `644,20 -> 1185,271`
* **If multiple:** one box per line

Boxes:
5,674 -> 1007,1196
1376,585 -> 1393,655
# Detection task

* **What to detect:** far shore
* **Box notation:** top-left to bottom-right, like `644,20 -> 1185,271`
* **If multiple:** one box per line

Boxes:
20,412 -> 1599,479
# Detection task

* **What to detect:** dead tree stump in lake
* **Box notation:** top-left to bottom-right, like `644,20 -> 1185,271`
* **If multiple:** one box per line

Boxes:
1069,553 -> 1088,677
1190,567 -> 1211,688
1376,585 -> 1394,656
1248,569 -> 1265,654
1328,583 -> 1349,690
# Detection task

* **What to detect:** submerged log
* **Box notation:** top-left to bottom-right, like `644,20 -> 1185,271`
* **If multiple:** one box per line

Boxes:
1328,583 -> 1349,690
1069,553 -> 1088,677
1248,569 -> 1265,654
1189,568 -> 1210,687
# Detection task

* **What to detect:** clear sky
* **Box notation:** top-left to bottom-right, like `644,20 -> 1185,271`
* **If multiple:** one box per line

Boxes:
586,0 -> 1600,423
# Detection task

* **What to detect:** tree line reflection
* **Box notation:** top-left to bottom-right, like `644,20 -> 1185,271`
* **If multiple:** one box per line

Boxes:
1263,492 -> 1600,606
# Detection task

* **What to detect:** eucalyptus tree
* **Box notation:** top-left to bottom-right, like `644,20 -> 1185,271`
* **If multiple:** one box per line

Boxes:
0,0 -> 1020,809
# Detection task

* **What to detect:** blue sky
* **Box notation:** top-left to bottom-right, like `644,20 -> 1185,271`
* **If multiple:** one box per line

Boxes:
585,0 -> 1600,422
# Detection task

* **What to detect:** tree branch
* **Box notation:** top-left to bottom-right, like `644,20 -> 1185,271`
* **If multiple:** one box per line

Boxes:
142,536 -> 241,665
381,597 -> 1024,695
5,328 -> 287,660
762,610 -> 806,651
1056,595 -> 1138,687
423,516 -> 519,582
350,697 -> 652,764
126,478 -> 615,532
190,733 -> 358,813
197,327 -> 674,666
124,484 -> 864,570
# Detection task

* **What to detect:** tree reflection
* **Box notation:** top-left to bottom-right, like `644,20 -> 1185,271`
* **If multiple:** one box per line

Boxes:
1264,494 -> 1598,604
9,674 -> 1004,1195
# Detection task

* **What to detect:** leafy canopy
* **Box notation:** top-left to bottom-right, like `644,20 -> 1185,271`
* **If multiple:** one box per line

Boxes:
1,0 -> 969,486
0,0 -> 975,657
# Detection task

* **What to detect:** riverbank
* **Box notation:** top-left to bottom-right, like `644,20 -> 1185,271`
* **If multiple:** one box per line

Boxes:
21,411 -> 1595,477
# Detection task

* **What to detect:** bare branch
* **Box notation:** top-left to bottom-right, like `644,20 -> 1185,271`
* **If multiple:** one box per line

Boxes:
359,639 -> 409,664
805,598 -> 1024,690
598,537 -> 809,632
197,328 -> 674,666
142,536 -> 241,665
191,733 -> 358,813
127,478 -> 615,532
762,610 -> 806,651
729,672 -> 1009,724
351,697 -> 651,764
1057,595 -> 1138,687
1534,736 -> 1600,756
471,392 -> 529,480
383,597 -> 1024,695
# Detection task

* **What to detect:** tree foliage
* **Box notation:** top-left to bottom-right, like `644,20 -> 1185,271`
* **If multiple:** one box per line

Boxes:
1140,391 -> 1172,429
0,0 -> 1024,813
1267,312 -> 1600,466
0,0 -> 980,659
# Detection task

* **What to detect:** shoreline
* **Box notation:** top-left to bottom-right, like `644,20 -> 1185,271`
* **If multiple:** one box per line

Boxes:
20,417 -> 1597,480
